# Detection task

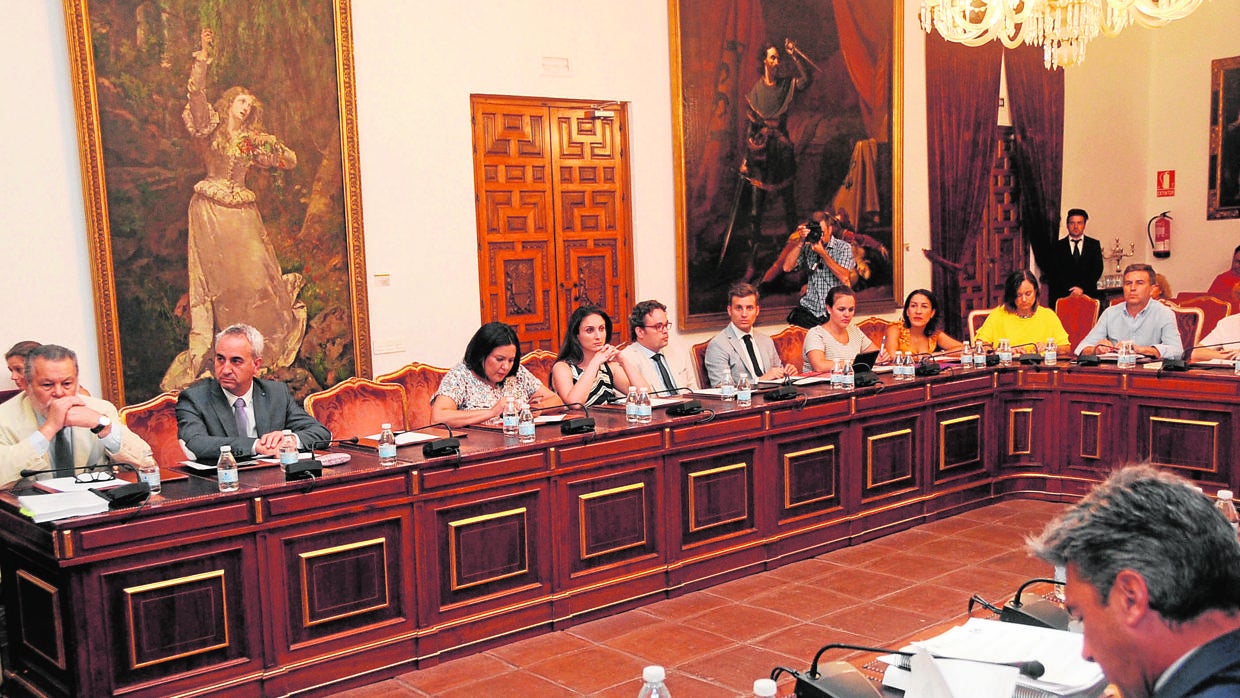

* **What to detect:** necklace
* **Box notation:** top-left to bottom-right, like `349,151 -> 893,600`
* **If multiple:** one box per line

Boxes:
1017,310 -> 1034,319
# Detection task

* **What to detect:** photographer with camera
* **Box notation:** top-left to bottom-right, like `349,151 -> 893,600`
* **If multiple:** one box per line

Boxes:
778,210 -> 856,329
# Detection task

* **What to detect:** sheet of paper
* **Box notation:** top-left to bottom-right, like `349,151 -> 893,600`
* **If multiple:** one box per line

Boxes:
363,431 -> 436,445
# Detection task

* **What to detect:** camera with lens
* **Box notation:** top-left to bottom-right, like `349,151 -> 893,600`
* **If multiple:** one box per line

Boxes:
802,220 -> 824,244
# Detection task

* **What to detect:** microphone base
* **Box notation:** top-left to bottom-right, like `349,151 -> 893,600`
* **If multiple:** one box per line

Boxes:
423,438 -> 460,458
560,417 -> 596,435
284,459 -> 322,480
763,386 -> 799,402
666,400 -> 703,416
94,481 -> 152,508
1000,598 -> 1070,631
1076,354 -> 1101,366
791,661 -> 882,698
1161,358 -> 1189,371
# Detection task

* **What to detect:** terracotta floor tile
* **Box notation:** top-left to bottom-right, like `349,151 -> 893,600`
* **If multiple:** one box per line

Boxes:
565,608 -> 661,643
761,556 -> 847,584
913,516 -> 987,536
703,570 -> 788,602
485,628 -> 593,668
394,652 -> 513,694
593,671 -> 733,698
601,618 -> 736,667
524,645 -> 647,694
912,535 -> 1011,564
325,679 -> 422,698
816,541 -> 899,566
878,582 -> 973,619
682,603 -> 802,642
675,643 -> 804,695
436,669 -> 571,698
819,602 -> 939,642
975,549 -> 1056,579
864,525 -> 943,550
754,621 -> 880,663
951,521 -> 1035,546
746,581 -> 863,621
813,568 -> 916,601
642,589 -> 735,622
930,565 -> 1030,602
857,551 -> 965,581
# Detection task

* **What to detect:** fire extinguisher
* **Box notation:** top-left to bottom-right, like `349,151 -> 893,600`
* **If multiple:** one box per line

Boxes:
1147,211 -> 1172,259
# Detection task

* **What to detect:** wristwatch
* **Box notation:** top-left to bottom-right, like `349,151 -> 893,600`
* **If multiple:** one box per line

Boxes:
91,415 -> 111,435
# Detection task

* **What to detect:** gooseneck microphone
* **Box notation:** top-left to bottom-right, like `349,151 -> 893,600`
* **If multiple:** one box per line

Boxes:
416,422 -> 460,458
808,642 -> 1045,680
308,436 -> 361,449
552,402 -> 595,435
19,462 -> 117,479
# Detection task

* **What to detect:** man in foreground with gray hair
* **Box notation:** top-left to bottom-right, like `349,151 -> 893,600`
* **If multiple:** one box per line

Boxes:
1030,465 -> 1240,698
176,324 -> 328,460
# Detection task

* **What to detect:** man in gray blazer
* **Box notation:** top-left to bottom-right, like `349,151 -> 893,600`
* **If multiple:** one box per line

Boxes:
704,283 -> 798,387
177,324 -> 329,460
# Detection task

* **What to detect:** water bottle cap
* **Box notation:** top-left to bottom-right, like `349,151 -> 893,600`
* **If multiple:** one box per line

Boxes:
753,678 -> 778,696
381,423 -> 391,430
220,445 -> 231,452
642,665 -> 665,683
1220,490 -> 1234,500
283,429 -> 293,435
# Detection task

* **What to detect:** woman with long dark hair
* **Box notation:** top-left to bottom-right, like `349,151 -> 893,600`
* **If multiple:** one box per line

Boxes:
550,307 -> 646,406
884,289 -> 963,356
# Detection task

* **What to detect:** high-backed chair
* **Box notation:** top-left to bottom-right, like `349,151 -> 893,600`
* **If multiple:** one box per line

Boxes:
521,349 -> 558,387
375,362 -> 448,430
691,339 -> 710,388
1158,300 -> 1204,356
304,377 -> 408,439
1171,294 -> 1231,338
856,316 -> 894,349
119,390 -> 183,467
966,309 -> 991,342
770,325 -> 808,369
1055,294 -> 1101,353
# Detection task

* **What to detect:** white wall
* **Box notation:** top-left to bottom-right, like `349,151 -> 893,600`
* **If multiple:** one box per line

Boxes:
1063,0 -> 1240,291
8,0 -> 1232,398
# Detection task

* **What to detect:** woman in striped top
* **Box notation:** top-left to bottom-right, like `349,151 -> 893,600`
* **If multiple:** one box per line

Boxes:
551,306 -> 648,407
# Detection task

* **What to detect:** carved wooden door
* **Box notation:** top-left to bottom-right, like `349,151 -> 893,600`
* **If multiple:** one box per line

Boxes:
471,96 -> 634,352
958,126 -> 1026,315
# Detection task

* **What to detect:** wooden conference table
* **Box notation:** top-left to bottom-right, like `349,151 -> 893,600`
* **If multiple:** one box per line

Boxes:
1,361 -> 1236,696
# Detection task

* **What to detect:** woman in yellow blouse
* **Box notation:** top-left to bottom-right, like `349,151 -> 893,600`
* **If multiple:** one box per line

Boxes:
975,270 -> 1070,354
884,289 -> 963,356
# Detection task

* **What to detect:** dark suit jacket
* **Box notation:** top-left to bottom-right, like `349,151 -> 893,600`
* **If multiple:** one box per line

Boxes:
176,378 -> 330,460
1046,235 -> 1104,304
1156,626 -> 1240,697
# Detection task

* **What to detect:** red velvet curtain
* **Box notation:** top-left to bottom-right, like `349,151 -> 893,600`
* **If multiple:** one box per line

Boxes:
832,0 -> 892,141
925,36 -> 1003,337
1004,44 -> 1066,288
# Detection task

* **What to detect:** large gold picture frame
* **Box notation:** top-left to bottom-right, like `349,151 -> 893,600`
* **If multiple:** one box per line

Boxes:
1209,55 -> 1240,221
63,0 -> 369,405
669,0 -> 902,329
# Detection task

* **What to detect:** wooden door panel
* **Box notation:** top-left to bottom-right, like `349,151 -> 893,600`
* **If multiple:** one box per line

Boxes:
473,101 -> 558,349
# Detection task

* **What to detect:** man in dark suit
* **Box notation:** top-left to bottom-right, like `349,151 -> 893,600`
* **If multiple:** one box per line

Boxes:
177,324 -> 329,460
1032,466 -> 1240,698
1046,207 -> 1104,305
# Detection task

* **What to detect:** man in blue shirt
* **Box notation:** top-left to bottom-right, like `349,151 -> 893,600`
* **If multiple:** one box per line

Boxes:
1075,264 -> 1183,360
780,211 -> 856,329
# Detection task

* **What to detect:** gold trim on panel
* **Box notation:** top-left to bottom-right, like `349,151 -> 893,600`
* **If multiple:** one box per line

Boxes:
124,569 -> 229,670
1148,416 -> 1220,472
1008,407 -> 1033,456
448,507 -> 530,592
299,537 -> 390,627
938,414 -> 981,471
578,482 -> 648,560
866,428 -> 913,488
783,444 -> 836,509
687,461 -> 749,533
1080,410 -> 1102,460
15,570 -> 66,670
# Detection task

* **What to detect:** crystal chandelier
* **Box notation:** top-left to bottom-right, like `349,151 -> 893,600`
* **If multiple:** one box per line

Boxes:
919,0 -> 1204,69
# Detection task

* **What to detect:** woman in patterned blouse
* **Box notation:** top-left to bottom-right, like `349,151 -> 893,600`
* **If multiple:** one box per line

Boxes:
431,322 -> 560,428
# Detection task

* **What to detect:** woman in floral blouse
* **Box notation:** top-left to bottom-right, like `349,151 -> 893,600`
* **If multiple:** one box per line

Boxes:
431,322 -> 561,428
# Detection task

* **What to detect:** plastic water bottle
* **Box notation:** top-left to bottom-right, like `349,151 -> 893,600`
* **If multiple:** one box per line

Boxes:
279,429 -> 299,468
1044,337 -> 1057,366
138,447 -> 160,495
974,340 -> 987,368
753,678 -> 777,698
899,352 -> 913,381
998,338 -> 1012,366
736,374 -> 752,407
378,423 -> 397,466
960,341 -> 973,369
637,387 -> 652,424
217,445 -> 239,493
843,362 -> 855,390
502,396 -> 519,436
517,401 -> 535,443
1216,489 -> 1239,534
831,358 -> 844,389
637,665 -> 670,698
626,386 -> 640,424
720,371 -> 736,401
1234,357 -> 1240,376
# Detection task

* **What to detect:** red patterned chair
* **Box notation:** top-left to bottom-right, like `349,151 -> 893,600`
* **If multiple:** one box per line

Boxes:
770,325 -> 808,369
966,309 -> 991,343
375,362 -> 448,430
1172,294 -> 1231,338
856,317 -> 894,350
521,349 -> 558,387
1055,294 -> 1101,354
305,378 -> 408,439
119,391 -> 183,467
691,339 -> 710,388
1157,300 -> 1204,356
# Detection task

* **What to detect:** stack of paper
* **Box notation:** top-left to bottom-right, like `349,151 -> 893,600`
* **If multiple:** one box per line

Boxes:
880,618 -> 1107,698
18,491 -> 109,523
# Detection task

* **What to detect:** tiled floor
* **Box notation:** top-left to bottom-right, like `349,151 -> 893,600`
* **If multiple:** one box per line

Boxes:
328,499 -> 1066,697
